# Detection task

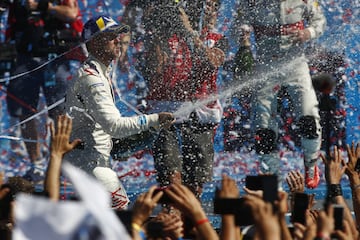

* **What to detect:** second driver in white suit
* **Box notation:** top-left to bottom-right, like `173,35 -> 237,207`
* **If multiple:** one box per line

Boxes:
233,0 -> 326,189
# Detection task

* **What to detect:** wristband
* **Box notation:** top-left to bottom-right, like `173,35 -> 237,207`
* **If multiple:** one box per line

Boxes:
195,218 -> 209,226
132,222 -> 142,232
352,184 -> 360,191
327,184 -> 343,198
315,232 -> 330,240
37,0 -> 49,13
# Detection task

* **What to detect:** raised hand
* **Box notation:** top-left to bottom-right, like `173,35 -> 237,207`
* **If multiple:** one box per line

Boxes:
286,170 -> 305,193
321,146 -> 347,184
345,141 -> 360,185
132,185 -> 163,226
217,174 -> 240,198
50,115 -> 81,157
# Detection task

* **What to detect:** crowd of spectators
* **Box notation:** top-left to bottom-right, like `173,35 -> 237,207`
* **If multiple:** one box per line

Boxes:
0,1 -> 357,240
0,114 -> 359,239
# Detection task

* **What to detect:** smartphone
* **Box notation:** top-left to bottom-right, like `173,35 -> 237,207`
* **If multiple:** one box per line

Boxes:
245,175 -> 278,203
333,204 -> 344,231
214,198 -> 243,214
262,175 -> 278,204
153,186 -> 173,204
291,192 -> 309,225
213,198 -> 254,226
245,175 -> 262,190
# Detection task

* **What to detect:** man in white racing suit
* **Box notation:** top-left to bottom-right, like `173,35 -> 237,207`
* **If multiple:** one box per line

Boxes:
64,15 -> 174,209
233,0 -> 326,188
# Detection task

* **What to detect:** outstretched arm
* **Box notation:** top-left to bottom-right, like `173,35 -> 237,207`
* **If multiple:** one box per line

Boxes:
321,146 -> 358,238
165,183 -> 219,240
26,0 -> 79,22
243,194 -> 281,240
218,174 -> 242,240
178,7 -> 226,68
277,191 -> 293,240
345,141 -> 360,229
131,185 -> 163,240
44,115 -> 81,201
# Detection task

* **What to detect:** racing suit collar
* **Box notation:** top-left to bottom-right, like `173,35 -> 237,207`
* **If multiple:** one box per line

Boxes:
87,54 -> 111,75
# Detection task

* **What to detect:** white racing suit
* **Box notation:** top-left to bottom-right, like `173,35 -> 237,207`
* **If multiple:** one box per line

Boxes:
64,56 -> 160,209
234,0 -> 326,175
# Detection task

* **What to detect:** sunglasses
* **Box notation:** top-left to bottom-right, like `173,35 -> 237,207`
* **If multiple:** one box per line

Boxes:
94,32 -> 118,42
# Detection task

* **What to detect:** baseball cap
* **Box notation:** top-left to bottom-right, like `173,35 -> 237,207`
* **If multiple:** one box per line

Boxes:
82,15 -> 130,42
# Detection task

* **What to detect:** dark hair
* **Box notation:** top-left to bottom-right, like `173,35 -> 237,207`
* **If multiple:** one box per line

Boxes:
144,5 -> 186,38
0,177 -> 34,220
7,177 -> 35,194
